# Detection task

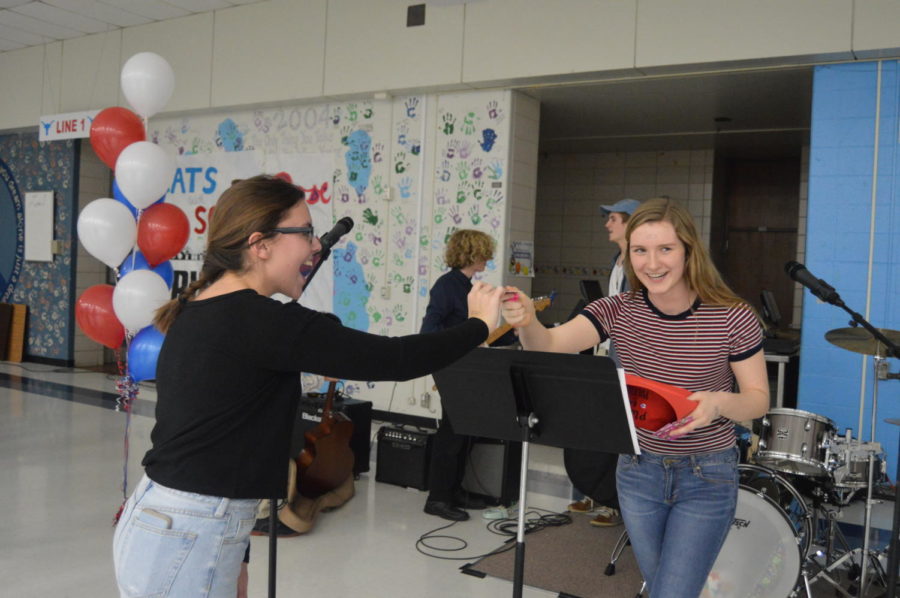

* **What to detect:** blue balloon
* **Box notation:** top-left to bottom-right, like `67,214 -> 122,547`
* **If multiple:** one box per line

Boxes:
119,251 -> 174,289
128,325 -> 165,382
113,179 -> 164,218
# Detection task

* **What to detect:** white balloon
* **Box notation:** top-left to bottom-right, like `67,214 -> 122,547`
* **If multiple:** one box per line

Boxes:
115,141 -> 175,210
120,52 -> 175,119
113,269 -> 171,332
77,198 -> 136,268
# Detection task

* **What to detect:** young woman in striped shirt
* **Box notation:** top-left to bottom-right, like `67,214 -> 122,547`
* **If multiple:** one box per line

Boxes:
500,198 -> 768,598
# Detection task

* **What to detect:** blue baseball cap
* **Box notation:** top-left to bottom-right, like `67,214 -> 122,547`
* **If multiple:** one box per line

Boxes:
600,198 -> 640,216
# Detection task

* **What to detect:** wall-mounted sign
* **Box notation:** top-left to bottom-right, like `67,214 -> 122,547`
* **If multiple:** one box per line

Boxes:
38,110 -> 101,141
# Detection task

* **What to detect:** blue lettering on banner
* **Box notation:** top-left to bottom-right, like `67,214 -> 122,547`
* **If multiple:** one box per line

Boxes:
170,167 -> 218,195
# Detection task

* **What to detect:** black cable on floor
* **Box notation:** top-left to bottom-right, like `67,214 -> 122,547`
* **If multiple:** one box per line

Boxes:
415,508 -> 572,562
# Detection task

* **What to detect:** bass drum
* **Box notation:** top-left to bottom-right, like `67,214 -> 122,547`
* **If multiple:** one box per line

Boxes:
702,464 -> 810,598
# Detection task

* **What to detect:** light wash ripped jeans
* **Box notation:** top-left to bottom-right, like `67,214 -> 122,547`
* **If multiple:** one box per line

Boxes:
112,474 -> 260,598
616,446 -> 739,598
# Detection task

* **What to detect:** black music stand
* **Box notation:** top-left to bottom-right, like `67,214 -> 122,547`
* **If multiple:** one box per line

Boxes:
433,348 -> 639,598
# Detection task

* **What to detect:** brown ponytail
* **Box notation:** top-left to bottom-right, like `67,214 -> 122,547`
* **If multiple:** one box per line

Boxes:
152,174 -> 305,333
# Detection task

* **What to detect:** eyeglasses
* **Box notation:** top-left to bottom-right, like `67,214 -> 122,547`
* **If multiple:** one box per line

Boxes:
270,226 -> 315,241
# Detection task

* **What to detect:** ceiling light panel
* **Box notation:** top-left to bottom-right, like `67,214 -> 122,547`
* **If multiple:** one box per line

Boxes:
164,0 -> 233,12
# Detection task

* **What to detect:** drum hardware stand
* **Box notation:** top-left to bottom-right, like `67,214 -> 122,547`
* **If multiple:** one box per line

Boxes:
806,452 -> 888,597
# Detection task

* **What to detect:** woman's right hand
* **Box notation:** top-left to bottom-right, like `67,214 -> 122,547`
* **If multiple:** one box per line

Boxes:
500,286 -> 536,328
467,281 -> 505,335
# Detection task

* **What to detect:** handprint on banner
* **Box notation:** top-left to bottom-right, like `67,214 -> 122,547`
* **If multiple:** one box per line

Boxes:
456,185 -> 468,204
486,100 -> 505,122
405,97 -> 419,118
394,151 -> 409,174
371,248 -> 384,267
434,207 -> 446,224
402,276 -> 414,294
393,304 -> 407,323
419,234 -> 429,249
336,184 -> 353,203
393,253 -> 404,267
340,125 -> 352,146
392,230 -> 407,250
471,180 -> 484,202
409,139 -> 421,156
362,208 -> 379,226
391,205 -> 406,225
368,232 -> 383,246
462,112 -> 478,135
346,103 -> 359,122
446,140 -> 458,160
396,123 -> 409,147
331,106 -> 342,125
457,161 -> 469,181
441,113 -> 456,135
448,205 -> 462,225
486,188 -> 504,210
486,160 -> 503,180
372,142 -> 384,163
363,105 -> 373,119
398,176 -> 413,199
372,175 -> 385,196
437,160 -> 451,183
471,158 -> 484,180
468,205 -> 482,225
479,128 -> 497,152
459,140 -> 472,160
489,216 -> 501,230
435,187 -> 450,205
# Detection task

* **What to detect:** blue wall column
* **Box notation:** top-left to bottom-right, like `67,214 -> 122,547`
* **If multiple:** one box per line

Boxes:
802,61 -> 900,470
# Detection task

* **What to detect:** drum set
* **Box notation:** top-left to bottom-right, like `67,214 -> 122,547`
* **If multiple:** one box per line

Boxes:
707,326 -> 899,598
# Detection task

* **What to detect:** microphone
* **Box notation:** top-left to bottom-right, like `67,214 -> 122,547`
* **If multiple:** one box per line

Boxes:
784,261 -> 841,305
319,217 -> 354,251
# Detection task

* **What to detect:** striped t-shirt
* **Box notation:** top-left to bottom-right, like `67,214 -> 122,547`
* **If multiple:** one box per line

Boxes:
581,288 -> 763,455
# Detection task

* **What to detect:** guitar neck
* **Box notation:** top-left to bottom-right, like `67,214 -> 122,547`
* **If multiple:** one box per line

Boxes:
485,294 -> 553,346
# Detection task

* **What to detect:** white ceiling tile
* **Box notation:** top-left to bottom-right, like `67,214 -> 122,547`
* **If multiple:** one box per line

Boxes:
44,0 -> 151,27
97,0 -> 190,20
0,20 -> 47,44
0,36 -> 24,49
13,2 -> 112,34
164,0 -> 231,11
0,7 -> 84,38
0,0 -> 29,8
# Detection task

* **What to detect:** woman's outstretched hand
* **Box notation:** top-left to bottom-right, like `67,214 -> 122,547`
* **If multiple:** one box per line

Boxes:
500,286 -> 536,328
467,281 -> 506,336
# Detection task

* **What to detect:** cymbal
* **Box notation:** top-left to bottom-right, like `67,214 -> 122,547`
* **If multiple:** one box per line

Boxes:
825,327 -> 900,357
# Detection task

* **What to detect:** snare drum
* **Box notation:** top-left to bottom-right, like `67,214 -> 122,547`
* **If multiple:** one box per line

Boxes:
828,438 -> 886,490
702,464 -> 810,598
756,408 -> 835,477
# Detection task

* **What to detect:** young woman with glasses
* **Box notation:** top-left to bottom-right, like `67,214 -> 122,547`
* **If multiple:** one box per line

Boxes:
112,174 -> 505,598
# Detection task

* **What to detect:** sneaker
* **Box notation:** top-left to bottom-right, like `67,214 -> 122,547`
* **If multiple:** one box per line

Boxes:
567,498 -> 595,513
590,506 -> 622,527
250,516 -> 302,538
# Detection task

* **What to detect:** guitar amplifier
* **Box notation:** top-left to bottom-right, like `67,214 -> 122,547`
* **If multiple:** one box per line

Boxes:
375,426 -> 435,491
291,394 -> 372,474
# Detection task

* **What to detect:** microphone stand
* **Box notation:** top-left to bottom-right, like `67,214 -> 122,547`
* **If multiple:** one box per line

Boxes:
267,243 -> 334,598
816,294 -> 899,596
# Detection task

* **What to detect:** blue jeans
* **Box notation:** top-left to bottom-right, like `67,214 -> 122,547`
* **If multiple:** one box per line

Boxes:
112,474 -> 260,598
616,447 -> 739,598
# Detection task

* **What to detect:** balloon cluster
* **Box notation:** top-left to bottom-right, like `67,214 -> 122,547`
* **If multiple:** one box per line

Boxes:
75,53 -> 183,384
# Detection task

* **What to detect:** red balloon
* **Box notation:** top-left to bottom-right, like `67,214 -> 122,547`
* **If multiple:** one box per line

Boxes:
90,107 -> 146,170
138,203 -> 190,267
76,285 -> 125,349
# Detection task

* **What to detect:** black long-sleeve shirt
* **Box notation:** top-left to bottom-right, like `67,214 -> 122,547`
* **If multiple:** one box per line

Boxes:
143,289 -> 488,498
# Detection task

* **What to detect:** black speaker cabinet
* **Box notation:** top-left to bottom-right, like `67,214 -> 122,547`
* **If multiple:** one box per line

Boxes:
291,394 -> 372,474
375,426 -> 435,491
461,438 -> 521,506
